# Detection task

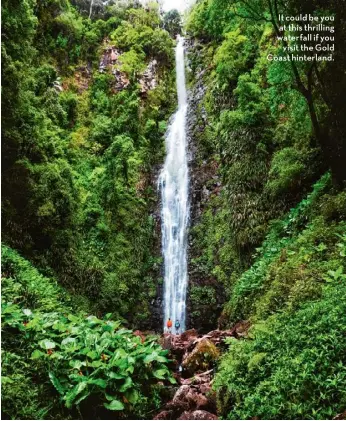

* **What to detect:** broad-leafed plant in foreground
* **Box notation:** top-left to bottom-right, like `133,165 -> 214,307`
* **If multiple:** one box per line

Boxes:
2,304 -> 175,418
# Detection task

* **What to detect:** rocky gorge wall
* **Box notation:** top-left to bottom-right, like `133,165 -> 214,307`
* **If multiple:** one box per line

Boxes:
185,39 -> 226,332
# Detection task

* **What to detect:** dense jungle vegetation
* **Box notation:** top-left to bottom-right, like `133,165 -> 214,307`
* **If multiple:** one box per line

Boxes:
2,0 -> 178,418
2,0 -> 177,324
1,0 -> 346,419
186,0 -> 346,419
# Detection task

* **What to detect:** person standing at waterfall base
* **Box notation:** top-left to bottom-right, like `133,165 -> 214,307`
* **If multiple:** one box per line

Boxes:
175,319 -> 181,335
166,318 -> 172,333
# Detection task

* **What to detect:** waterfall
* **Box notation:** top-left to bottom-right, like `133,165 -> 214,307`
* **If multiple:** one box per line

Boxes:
159,37 -> 189,333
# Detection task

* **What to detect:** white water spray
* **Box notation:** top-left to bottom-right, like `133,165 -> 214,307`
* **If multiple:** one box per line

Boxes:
159,37 -> 189,332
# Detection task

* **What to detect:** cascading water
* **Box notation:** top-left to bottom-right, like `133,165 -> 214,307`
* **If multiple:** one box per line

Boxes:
159,36 -> 189,332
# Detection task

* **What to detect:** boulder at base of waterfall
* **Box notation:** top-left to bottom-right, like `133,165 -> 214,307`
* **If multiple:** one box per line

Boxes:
173,385 -> 209,409
167,329 -> 199,360
165,383 -> 216,417
182,338 -> 219,376
154,410 -> 175,420
178,410 -> 218,420
161,333 -> 173,350
165,385 -> 190,413
185,388 -> 210,410
180,329 -> 199,342
173,385 -> 190,402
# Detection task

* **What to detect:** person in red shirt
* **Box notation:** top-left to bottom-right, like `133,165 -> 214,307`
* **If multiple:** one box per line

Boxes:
166,318 -> 172,333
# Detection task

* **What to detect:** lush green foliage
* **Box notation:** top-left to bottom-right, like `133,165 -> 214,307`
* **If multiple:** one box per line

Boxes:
224,174 -> 346,323
2,0 -> 346,419
186,11 -> 320,330
186,0 -> 346,418
2,246 -> 72,419
186,0 -> 345,326
2,0 -> 176,324
215,283 -> 346,419
213,180 -> 346,419
2,246 -> 175,419
1,2 -> 177,417
2,245 -> 69,312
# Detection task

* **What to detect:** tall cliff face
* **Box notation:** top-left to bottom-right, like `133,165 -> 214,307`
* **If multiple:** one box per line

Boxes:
185,40 -> 226,332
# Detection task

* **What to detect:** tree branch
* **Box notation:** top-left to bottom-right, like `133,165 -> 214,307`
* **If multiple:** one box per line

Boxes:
273,0 -> 280,25
313,63 -> 332,108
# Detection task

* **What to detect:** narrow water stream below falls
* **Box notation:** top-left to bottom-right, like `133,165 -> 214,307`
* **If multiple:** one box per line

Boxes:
159,37 -> 189,332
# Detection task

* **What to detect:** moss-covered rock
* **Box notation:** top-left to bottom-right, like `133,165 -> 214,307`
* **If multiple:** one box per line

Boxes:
182,338 -> 219,376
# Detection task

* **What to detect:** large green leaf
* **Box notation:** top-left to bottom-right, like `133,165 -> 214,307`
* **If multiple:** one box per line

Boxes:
113,358 -> 128,371
53,321 -> 68,332
22,308 -> 32,316
61,337 -> 77,347
31,349 -> 45,359
105,393 -> 117,401
49,372 -> 66,395
74,389 -> 90,406
39,339 -> 56,350
86,315 -> 102,325
127,365 -> 134,374
125,388 -> 139,404
87,350 -> 98,360
103,324 -> 113,332
88,378 -> 107,388
143,352 -> 158,364
168,376 -> 177,384
113,348 -> 127,359
64,382 -> 88,408
69,360 -> 83,369
116,328 -> 132,335
107,371 -> 125,379
119,376 -> 132,392
153,369 -> 168,380
104,400 -> 124,411
67,314 -> 80,323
